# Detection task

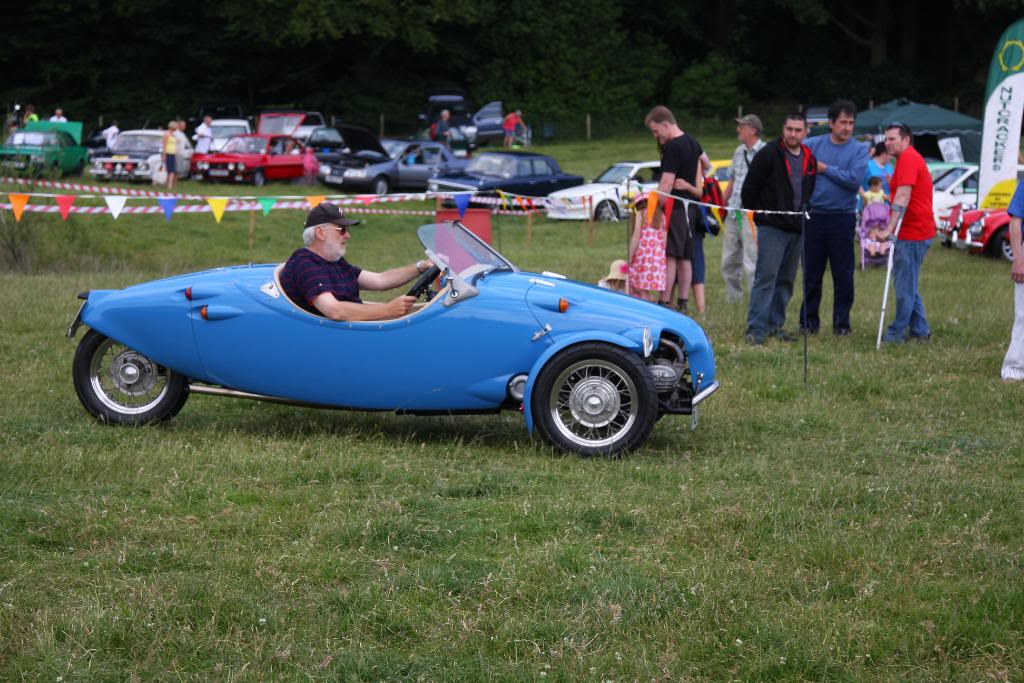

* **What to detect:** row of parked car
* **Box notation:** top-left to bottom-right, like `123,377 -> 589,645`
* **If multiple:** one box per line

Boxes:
932,163 -> 1024,262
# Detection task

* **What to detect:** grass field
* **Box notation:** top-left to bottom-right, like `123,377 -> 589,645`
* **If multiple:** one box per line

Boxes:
2,133 -> 1022,680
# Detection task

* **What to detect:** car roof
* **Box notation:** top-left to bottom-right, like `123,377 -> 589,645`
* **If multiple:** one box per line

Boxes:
210,119 -> 249,126
121,130 -> 165,137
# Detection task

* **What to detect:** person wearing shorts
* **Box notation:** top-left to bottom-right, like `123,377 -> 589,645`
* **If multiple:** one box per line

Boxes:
161,121 -> 179,189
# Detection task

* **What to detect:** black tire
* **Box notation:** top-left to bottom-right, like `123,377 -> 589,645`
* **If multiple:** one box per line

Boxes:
73,329 -> 189,425
987,226 -> 1012,261
594,200 -> 619,222
253,169 -> 265,187
73,159 -> 85,176
531,343 -> 657,456
371,175 -> 390,195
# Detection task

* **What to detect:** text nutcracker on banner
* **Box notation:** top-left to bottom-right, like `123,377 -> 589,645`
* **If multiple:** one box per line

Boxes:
978,18 -> 1024,209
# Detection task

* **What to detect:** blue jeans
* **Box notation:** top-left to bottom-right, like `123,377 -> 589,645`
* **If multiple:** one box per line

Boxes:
746,224 -> 802,339
692,229 -> 705,285
884,239 -> 931,341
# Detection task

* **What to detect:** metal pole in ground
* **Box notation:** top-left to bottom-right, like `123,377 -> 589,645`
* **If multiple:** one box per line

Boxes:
876,214 -> 905,350
800,205 -> 808,383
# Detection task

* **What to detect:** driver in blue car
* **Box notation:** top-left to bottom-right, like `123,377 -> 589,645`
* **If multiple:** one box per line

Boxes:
279,203 -> 435,321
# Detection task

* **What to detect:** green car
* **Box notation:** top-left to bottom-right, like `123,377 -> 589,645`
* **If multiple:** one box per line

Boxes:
0,121 -> 89,176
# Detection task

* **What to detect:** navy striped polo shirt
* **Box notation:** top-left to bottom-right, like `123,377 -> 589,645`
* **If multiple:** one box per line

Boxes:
279,248 -> 363,315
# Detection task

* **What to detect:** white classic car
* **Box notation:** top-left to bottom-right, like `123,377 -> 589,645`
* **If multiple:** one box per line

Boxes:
206,118 -> 252,152
546,161 -> 661,222
89,130 -> 193,182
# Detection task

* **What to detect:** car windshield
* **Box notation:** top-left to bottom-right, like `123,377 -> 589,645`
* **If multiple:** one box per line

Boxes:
933,166 -> 971,192
417,222 -> 516,278
112,134 -> 161,153
222,137 -> 267,154
593,164 -> 634,184
466,154 -> 516,177
381,140 -> 406,158
212,125 -> 248,139
258,114 -> 303,135
6,131 -> 55,147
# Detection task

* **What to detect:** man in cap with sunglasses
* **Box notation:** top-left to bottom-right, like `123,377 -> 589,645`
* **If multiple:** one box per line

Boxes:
279,203 -> 434,321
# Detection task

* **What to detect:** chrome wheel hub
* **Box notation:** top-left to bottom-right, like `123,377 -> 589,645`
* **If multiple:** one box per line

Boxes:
549,359 -> 638,448
111,351 -> 158,396
568,377 -> 620,428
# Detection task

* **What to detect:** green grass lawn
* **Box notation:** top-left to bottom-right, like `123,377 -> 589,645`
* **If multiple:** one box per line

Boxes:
1,136 -> 1022,680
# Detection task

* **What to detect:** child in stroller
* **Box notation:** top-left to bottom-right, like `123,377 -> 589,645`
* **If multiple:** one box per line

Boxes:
860,176 -> 891,260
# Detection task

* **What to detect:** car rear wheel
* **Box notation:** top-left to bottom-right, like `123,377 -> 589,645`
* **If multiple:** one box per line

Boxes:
73,329 -> 189,425
594,200 -> 619,222
253,170 -> 265,187
532,343 -> 657,457
372,175 -> 390,195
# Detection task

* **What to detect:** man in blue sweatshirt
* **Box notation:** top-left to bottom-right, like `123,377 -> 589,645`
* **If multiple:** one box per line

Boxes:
800,100 -> 869,335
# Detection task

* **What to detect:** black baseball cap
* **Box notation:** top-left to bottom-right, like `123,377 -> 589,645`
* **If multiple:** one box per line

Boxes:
304,202 -> 361,229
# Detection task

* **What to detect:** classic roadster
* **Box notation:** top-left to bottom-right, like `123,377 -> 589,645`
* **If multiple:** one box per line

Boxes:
68,222 -> 718,456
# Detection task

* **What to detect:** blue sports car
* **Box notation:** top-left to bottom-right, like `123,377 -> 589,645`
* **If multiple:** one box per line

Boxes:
428,151 -> 583,197
68,222 -> 718,456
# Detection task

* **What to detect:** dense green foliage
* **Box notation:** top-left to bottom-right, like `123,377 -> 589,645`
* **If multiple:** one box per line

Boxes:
2,132 -> 1023,677
4,0 -> 1021,133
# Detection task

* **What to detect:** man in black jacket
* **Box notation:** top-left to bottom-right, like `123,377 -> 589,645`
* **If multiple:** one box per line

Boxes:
741,113 -> 817,345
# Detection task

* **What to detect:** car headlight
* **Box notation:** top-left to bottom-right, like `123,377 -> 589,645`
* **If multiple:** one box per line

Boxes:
319,164 -> 331,175
227,163 -> 235,171
642,327 -> 653,358
345,169 -> 366,178
139,163 -> 148,171
428,182 -> 438,192
237,162 -> 246,171
92,161 -> 102,168
968,221 -> 983,237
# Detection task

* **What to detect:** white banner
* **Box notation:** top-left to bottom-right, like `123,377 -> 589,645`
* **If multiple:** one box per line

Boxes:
978,22 -> 1024,209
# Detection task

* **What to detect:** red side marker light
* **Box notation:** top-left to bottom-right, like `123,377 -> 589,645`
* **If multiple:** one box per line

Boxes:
200,305 -> 208,320
185,287 -> 192,300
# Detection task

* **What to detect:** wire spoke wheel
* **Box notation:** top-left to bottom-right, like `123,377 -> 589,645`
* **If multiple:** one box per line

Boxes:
73,329 -> 189,425
533,343 -> 657,456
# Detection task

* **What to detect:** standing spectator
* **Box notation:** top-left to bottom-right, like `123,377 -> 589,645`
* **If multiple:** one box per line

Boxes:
503,109 -> 525,147
49,108 -> 68,123
644,106 -> 704,313
22,104 -> 39,125
1002,182 -> 1024,381
741,113 -> 817,345
434,109 -> 452,147
102,120 -> 120,150
161,121 -> 179,189
800,99 -> 868,336
877,123 -> 935,344
194,115 -> 213,154
721,114 -> 766,302
861,141 -> 894,199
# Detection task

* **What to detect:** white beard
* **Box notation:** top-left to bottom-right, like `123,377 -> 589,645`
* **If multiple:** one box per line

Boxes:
323,242 -> 347,261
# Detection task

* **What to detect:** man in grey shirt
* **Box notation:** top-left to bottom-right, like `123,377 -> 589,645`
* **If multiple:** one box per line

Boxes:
721,114 -> 766,302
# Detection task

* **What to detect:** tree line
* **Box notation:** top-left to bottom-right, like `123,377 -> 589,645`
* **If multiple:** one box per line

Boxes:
3,0 -> 1019,134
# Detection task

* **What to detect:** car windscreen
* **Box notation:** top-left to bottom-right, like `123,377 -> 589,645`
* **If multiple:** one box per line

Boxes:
7,131 -> 55,147
381,140 -> 406,159
111,134 -> 161,153
594,164 -> 633,184
933,166 -> 971,192
211,125 -> 248,139
466,154 -> 516,177
417,222 -> 515,276
258,114 -> 303,135
222,137 -> 267,154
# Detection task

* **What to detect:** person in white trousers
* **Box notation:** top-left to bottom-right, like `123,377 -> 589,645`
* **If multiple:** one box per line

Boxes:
1002,182 -> 1024,381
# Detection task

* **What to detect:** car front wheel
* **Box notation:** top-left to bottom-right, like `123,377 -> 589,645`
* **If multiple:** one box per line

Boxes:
73,329 -> 189,425
253,170 -> 265,187
532,343 -> 657,456
371,175 -> 390,195
594,200 -> 619,222
988,227 -> 1013,261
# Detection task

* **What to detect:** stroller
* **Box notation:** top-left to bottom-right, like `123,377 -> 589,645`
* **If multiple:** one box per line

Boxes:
859,201 -> 891,269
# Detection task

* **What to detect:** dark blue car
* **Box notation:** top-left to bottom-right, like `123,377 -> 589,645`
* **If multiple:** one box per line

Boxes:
427,151 -> 583,198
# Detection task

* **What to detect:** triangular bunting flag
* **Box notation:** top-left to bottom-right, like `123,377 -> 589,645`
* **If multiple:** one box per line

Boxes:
662,196 -> 675,227
454,193 -> 471,219
207,197 -> 228,223
306,195 -> 325,208
257,197 -> 276,216
713,207 -> 726,234
645,192 -> 659,226
745,211 -> 757,241
8,194 -> 29,222
735,208 -> 743,227
104,195 -> 127,220
55,195 -> 75,221
497,190 -> 509,211
157,197 -> 177,222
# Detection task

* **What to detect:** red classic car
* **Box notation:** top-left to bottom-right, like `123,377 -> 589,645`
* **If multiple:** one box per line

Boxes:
939,205 -> 1014,261
192,134 -> 305,186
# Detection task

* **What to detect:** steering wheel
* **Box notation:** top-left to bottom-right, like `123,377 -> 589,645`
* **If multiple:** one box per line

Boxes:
406,265 -> 442,299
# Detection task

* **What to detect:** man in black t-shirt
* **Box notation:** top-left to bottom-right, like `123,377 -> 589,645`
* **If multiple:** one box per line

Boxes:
645,106 -> 704,312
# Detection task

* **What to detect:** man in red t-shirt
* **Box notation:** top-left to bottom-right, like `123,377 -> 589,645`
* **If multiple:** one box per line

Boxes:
877,123 -> 935,344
